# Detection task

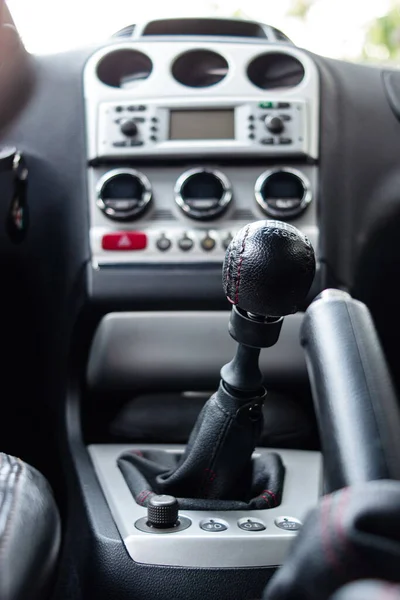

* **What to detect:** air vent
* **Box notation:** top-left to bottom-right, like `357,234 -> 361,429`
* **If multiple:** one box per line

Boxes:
112,24 -> 135,38
247,52 -> 305,90
141,18 -> 267,39
96,49 -> 153,89
172,50 -> 229,88
231,209 -> 256,221
151,209 -> 176,222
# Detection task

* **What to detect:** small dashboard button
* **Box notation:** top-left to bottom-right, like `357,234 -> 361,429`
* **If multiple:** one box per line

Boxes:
156,235 -> 172,252
238,518 -> 266,532
279,137 -> 292,145
178,235 -> 194,251
201,235 -> 216,251
112,141 -> 128,147
261,138 -> 274,145
102,231 -> 147,251
222,233 -> 233,250
138,105 -> 147,111
275,517 -> 302,531
115,106 -> 124,112
277,102 -> 291,109
280,114 -> 292,121
200,519 -> 228,532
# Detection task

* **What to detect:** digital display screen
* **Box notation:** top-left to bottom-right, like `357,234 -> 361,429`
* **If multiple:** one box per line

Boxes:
169,110 -> 235,140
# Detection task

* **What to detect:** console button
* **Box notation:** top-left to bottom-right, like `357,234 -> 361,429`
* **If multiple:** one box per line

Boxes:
222,233 -> 233,250
178,235 -> 194,251
238,518 -> 266,532
279,137 -> 292,145
201,234 -> 216,251
156,235 -> 172,251
138,105 -> 147,111
261,138 -> 274,145
150,135 -> 158,142
275,517 -> 302,531
258,101 -> 275,109
200,519 -> 228,532
113,141 -> 128,147
115,106 -> 124,112
102,231 -> 147,251
277,102 -> 291,109
248,124 -> 255,131
280,114 -> 292,121
130,140 -> 144,147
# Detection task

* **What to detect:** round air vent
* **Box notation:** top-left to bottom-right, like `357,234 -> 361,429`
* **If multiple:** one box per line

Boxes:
97,169 -> 152,221
96,49 -> 153,89
247,52 -> 305,90
175,168 -> 232,220
172,50 -> 229,88
255,168 -> 311,219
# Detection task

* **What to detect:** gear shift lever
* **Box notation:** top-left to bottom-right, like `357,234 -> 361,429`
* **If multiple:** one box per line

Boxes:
118,220 -> 315,510
221,220 -> 315,394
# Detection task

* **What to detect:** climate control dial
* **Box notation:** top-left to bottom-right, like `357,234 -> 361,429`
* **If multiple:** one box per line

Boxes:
174,168 -> 232,221
97,169 -> 152,221
255,167 -> 312,219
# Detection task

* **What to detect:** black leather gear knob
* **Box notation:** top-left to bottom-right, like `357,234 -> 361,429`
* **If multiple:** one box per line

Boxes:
223,220 -> 316,317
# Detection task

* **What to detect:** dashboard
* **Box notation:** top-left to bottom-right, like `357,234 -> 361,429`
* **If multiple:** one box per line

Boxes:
84,33 -> 319,268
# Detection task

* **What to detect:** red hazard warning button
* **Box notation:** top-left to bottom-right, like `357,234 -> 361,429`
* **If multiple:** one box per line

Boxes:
102,231 -> 147,251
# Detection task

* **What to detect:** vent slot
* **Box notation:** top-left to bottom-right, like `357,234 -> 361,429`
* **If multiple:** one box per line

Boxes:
231,209 -> 256,221
151,209 -> 176,222
141,18 -> 267,38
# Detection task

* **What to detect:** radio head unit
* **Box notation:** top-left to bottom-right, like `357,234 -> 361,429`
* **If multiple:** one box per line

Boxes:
97,98 -> 308,158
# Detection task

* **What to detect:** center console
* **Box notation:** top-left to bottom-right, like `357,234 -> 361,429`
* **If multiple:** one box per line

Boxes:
78,17 -> 323,600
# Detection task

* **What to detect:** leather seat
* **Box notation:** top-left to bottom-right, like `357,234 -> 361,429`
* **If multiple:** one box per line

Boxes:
0,453 -> 61,600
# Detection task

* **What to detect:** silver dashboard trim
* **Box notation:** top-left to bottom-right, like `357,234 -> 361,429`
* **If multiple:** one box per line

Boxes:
255,167 -> 312,219
88,444 -> 322,568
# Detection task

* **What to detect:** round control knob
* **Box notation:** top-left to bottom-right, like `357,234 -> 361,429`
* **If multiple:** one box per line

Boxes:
264,115 -> 284,134
223,220 -> 315,317
175,168 -> 232,221
147,495 -> 179,529
97,169 -> 152,221
120,119 -> 138,137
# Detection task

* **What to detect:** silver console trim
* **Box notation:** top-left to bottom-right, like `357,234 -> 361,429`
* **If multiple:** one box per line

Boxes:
174,167 -> 233,220
255,167 -> 312,219
88,444 -> 322,568
96,168 -> 153,221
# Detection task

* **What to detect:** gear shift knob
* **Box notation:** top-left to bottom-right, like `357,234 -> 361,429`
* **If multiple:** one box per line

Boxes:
223,220 -> 316,317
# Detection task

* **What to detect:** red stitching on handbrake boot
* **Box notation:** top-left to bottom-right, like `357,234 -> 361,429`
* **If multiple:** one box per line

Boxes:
234,226 -> 250,305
